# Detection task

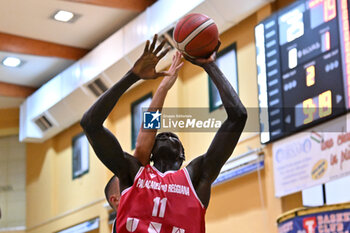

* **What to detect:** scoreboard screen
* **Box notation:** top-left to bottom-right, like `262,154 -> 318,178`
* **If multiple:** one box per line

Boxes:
255,0 -> 350,143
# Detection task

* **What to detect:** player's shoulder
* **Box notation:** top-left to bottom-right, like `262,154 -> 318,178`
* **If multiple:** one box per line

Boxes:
117,151 -> 143,185
185,154 -> 205,178
186,154 -> 205,168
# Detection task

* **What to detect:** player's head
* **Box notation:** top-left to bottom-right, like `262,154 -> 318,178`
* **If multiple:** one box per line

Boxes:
151,132 -> 185,169
104,175 -> 120,212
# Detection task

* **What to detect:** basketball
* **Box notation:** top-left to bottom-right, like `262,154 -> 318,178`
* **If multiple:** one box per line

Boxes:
173,13 -> 219,58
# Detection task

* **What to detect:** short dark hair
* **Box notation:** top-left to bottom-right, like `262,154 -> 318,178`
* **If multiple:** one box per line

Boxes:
104,175 -> 117,204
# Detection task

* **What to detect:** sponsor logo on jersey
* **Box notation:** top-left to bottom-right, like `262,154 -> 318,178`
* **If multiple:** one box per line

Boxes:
148,222 -> 162,233
172,226 -> 185,233
126,217 -> 139,232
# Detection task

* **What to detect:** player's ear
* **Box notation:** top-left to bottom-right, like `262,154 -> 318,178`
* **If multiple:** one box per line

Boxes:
110,195 -> 117,204
115,196 -> 120,205
109,195 -> 115,205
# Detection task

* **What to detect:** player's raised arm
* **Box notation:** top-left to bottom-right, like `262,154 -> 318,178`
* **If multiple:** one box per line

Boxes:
201,58 -> 247,177
80,65 -> 140,183
134,52 -> 183,166
80,34 -> 170,189
184,47 -> 247,207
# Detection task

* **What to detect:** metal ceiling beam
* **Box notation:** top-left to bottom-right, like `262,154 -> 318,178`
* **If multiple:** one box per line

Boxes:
64,0 -> 156,12
0,32 -> 89,60
0,81 -> 37,98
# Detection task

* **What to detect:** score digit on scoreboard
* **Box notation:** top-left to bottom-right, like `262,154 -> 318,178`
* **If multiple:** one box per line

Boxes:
255,0 -> 350,144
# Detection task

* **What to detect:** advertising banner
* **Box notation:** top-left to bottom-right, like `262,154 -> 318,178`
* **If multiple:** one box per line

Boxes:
273,114 -> 350,197
278,204 -> 350,233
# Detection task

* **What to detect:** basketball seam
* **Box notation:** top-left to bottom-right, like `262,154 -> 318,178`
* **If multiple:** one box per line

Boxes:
177,19 -> 215,52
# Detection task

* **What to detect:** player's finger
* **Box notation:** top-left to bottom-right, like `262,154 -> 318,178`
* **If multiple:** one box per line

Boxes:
173,63 -> 184,76
144,40 -> 150,53
158,47 -> 170,60
149,34 -> 158,52
175,52 -> 182,64
176,62 -> 184,70
173,52 -> 180,63
154,39 -> 166,55
209,52 -> 217,62
173,51 -> 179,61
169,55 -> 176,70
171,54 -> 177,66
156,71 -> 171,77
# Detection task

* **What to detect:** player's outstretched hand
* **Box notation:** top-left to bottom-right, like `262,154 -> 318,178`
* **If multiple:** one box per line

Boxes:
132,34 -> 171,79
159,51 -> 183,91
183,40 -> 221,67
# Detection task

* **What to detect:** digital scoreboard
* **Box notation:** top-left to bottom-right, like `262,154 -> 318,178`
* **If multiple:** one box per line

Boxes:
255,0 -> 350,143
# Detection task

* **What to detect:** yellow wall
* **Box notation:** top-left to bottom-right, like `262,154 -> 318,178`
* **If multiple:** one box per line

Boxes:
0,108 -> 19,136
23,0 -> 306,232
25,123 -> 111,233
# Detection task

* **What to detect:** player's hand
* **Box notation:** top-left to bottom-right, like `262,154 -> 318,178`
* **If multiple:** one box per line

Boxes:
183,40 -> 221,67
159,51 -> 183,90
132,34 -> 170,79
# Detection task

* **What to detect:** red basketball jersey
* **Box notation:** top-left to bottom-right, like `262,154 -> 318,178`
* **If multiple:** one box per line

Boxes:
116,165 -> 206,233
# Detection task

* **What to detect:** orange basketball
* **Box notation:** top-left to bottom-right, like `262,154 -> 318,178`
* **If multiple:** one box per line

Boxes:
173,13 -> 219,58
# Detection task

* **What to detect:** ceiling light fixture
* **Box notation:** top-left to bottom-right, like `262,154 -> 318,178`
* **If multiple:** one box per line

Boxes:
52,10 -> 79,23
2,57 -> 22,68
